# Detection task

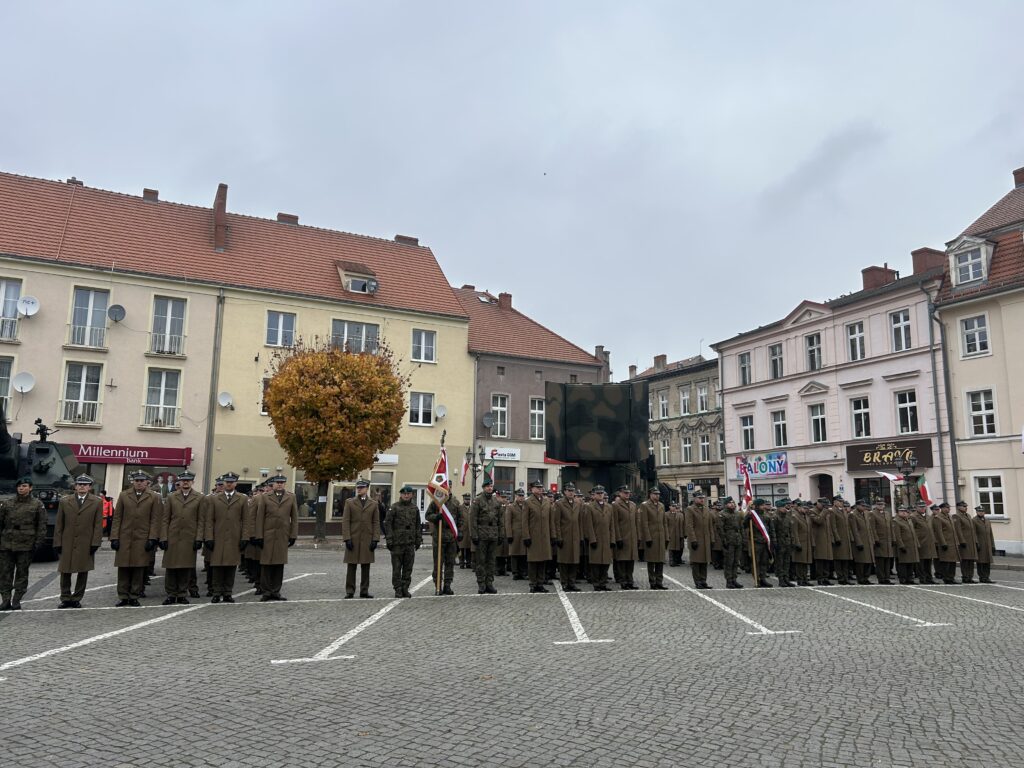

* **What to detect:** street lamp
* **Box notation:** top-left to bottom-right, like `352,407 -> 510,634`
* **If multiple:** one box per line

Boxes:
465,445 -> 487,501
893,455 -> 918,508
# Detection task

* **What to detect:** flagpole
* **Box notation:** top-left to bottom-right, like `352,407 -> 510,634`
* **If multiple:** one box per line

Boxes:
749,517 -> 758,585
435,518 -> 442,596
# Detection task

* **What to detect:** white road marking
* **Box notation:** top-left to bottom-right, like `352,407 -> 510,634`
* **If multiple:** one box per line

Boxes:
908,585 -> 1024,613
21,576 -> 164,604
0,573 -> 312,674
992,583 -> 1024,592
552,582 -> 612,645
662,574 -> 800,636
807,587 -> 949,627
270,575 -> 433,664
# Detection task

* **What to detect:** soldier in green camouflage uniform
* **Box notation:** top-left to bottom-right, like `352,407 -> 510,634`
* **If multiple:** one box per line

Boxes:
471,479 -> 503,594
771,499 -> 795,587
0,477 -> 47,610
716,497 -> 744,589
744,498 -> 774,587
384,485 -> 423,598
426,494 -> 463,595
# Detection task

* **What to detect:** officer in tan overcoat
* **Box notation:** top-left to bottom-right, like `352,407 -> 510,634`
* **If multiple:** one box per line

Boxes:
868,500 -> 894,585
342,478 -> 380,598
54,474 -> 104,608
111,470 -> 162,606
504,489 -> 528,580
892,505 -> 920,584
931,502 -> 959,584
159,470 -> 204,604
638,487 -> 669,589
848,499 -> 876,584
684,492 -> 717,589
611,485 -> 639,590
973,505 -> 997,583
524,481 -> 553,593
953,500 -> 979,583
829,497 -> 854,585
202,471 -> 247,603
911,502 -> 937,584
551,483 -> 583,591
790,502 -> 814,586
583,485 -> 614,590
255,474 -> 299,601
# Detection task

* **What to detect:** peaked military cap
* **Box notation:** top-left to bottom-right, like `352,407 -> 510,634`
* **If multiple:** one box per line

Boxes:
692,490 -> 705,498
563,483 -> 577,492
355,478 -> 370,488
915,500 -> 927,507
939,502 -> 950,508
75,474 -> 94,485
929,504 -> 939,511
399,484 -> 414,493
462,493 -> 471,500
956,500 -> 967,507
222,472 -> 240,482
529,481 -> 544,488
270,474 -> 287,483
856,498 -> 869,506
816,497 -> 830,505
514,488 -> 525,496
648,487 -> 660,494
592,485 -> 606,493
16,476 -> 33,486
975,505 -> 985,512
129,470 -> 150,481
832,494 -> 845,502
215,476 -> 225,483
177,470 -> 196,481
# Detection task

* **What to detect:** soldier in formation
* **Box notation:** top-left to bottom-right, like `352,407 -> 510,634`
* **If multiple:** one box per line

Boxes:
0,476 -> 46,610
583,484 -> 615,590
684,491 -> 716,589
342,478 -> 380,599
254,474 -> 299,601
638,487 -> 668,589
204,471 -> 247,603
716,497 -> 744,588
612,485 -> 639,590
552,483 -> 583,591
384,484 -> 421,598
159,470 -> 204,605
471,478 -> 502,594
426,493 -> 462,595
111,470 -> 162,607
54,474 -> 103,608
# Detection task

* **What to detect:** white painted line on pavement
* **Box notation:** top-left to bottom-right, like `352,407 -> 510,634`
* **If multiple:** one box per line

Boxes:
271,575 -> 433,665
808,587 -> 949,627
22,576 -> 165,604
0,573 -> 313,675
552,582 -> 613,645
663,574 -> 800,636
908,585 -> 1024,613
992,583 -> 1024,592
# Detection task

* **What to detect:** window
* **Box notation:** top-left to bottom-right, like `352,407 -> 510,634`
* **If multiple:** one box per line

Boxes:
809,403 -> 827,443
805,334 -> 822,371
769,344 -> 784,379
660,439 -> 670,465
890,309 -> 911,352
697,383 -> 708,412
331,319 -> 378,353
62,362 -> 102,423
346,277 -> 372,293
738,352 -> 751,385
719,432 -> 725,459
851,397 -> 871,438
529,398 -> 545,440
975,476 -> 1004,517
967,390 -> 996,436
0,356 -> 11,414
411,329 -> 436,362
0,279 -> 21,341
526,467 -> 546,488
847,322 -> 865,362
955,249 -> 984,285
491,394 -> 508,437
144,369 -> 180,427
658,390 -> 669,419
409,392 -> 434,426
493,466 -> 516,496
70,287 -> 108,347
699,435 -> 710,462
569,374 -> 578,383
682,437 -> 692,463
496,366 -> 505,376
151,296 -> 186,355
266,311 -> 295,347
648,398 -> 654,421
679,387 -> 690,415
740,415 -> 754,451
771,410 -> 788,447
896,390 -> 918,434
961,315 -> 989,356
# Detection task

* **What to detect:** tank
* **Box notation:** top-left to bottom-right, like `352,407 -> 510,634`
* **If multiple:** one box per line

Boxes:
0,406 -> 84,559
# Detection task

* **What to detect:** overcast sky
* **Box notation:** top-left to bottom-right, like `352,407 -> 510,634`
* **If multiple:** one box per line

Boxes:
2,2 -> 1022,379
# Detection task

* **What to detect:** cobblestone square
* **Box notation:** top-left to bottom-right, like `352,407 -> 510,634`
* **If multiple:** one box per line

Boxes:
2,547 -> 1022,767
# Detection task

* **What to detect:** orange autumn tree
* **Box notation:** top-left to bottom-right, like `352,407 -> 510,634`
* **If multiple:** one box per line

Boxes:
264,338 -> 408,537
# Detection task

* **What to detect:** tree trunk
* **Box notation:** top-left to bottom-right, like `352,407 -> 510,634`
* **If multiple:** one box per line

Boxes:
315,480 -> 328,543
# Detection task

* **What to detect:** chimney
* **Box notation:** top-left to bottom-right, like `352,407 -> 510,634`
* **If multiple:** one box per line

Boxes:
143,188 -> 159,202
460,284 -> 475,290
276,212 -> 299,225
1014,166 -> 1024,189
629,364 -> 638,379
66,177 -> 83,186
654,354 -> 667,372
911,247 -> 945,274
394,234 -> 419,246
213,183 -> 228,252
497,292 -> 512,310
861,264 -> 898,290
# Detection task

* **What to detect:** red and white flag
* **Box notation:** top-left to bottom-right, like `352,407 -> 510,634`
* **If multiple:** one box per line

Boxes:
916,474 -> 933,506
875,470 -> 904,483
460,453 -> 470,486
739,458 -> 754,513
427,447 -> 458,537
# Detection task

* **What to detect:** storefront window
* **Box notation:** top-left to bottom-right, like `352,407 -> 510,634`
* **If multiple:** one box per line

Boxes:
853,477 -> 892,508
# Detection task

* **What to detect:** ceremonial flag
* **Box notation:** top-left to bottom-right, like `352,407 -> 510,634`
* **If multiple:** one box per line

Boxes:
426,447 -> 458,537
460,453 -> 470,486
483,457 -> 495,486
739,458 -> 753,512
748,506 -> 772,549
874,470 -> 904,483
916,474 -> 933,506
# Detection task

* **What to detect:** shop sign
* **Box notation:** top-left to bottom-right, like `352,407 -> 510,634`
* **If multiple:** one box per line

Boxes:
735,452 -> 788,479
485,447 -> 521,461
73,443 -> 193,467
846,439 -> 933,471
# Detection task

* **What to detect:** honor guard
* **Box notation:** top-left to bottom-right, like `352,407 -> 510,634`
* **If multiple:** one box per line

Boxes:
342,478 -> 381,599
112,470 -> 162,606
0,477 -> 47,610
159,470 -> 205,604
255,474 -> 299,601
384,485 -> 422,598
203,471 -> 247,603
54,475 -> 104,608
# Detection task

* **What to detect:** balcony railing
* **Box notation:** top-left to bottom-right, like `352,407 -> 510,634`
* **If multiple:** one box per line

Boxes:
141,404 -> 180,428
59,399 -> 101,425
0,316 -> 19,341
67,323 -> 107,348
149,332 -> 186,356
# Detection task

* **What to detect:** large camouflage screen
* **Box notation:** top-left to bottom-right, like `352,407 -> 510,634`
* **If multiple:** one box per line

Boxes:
545,381 -> 648,463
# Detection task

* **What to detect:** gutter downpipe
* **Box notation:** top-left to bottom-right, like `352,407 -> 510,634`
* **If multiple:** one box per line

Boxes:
202,288 -> 226,489
921,282 -> 955,501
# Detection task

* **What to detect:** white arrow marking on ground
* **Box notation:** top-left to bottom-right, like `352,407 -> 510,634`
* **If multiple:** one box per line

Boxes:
552,581 -> 613,645
662,574 -> 800,636
808,587 -> 949,627
270,575 -> 433,664
0,573 -> 313,674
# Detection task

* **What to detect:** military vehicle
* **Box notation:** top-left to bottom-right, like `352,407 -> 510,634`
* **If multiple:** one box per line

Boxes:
0,407 -> 84,559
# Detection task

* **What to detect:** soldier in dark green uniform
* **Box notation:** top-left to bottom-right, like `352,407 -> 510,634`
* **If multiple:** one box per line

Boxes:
384,485 -> 422,598
426,494 -> 462,595
0,477 -> 47,610
771,499 -> 795,587
716,497 -> 744,589
471,479 -> 502,594
744,498 -> 773,587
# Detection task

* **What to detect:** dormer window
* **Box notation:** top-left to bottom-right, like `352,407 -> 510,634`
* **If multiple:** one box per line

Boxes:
336,261 -> 378,294
348,277 -> 370,293
955,249 -> 984,284
947,236 -> 994,287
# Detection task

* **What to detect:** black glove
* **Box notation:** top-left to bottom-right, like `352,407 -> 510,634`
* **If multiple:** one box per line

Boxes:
959,543 -> 967,550
238,540 -> 247,552
899,546 -> 907,554
645,540 -> 653,548
856,544 -> 864,551
523,538 -> 532,547
690,541 -> 699,550
54,546 -> 62,557
941,544 -> 948,551
249,537 -> 258,545
288,538 -> 296,547
89,545 -> 99,555
874,541 -> 881,549
833,541 -> 841,547
255,538 -> 264,548
590,541 -> 598,550
204,540 -> 215,550
345,539 -> 354,551
369,541 -> 377,551
794,544 -> 802,551
554,538 -> 563,548
159,540 -> 168,550
193,540 -> 203,551
506,537 -> 513,544
616,540 -> 624,550
414,543 -> 421,550
471,538 -> 479,546
144,539 -> 156,552
110,539 -> 120,551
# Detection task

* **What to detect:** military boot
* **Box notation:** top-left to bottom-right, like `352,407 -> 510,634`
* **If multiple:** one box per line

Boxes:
0,598 -> 11,611
441,585 -> 454,595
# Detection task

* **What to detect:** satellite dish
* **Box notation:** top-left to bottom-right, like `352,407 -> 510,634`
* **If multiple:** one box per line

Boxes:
12,371 -> 35,393
482,412 -> 495,429
107,304 -> 126,322
16,296 -> 40,317
217,391 -> 234,408
366,278 -> 379,295
435,404 -> 447,420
